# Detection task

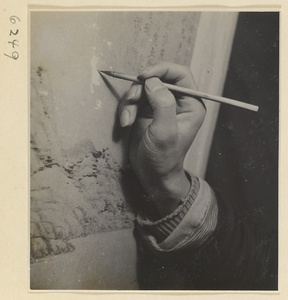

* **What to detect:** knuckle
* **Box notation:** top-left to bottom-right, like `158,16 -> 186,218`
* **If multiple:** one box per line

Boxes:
154,60 -> 165,67
181,65 -> 192,76
154,90 -> 175,108
148,126 -> 177,151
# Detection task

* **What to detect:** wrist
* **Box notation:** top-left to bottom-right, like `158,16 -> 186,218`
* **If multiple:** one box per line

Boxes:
136,172 -> 200,243
145,169 -> 191,218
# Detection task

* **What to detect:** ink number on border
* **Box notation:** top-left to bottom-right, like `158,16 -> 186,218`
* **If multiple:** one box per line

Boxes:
4,16 -> 21,60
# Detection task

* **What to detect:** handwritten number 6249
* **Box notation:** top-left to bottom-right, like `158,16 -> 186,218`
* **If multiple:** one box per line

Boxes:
4,16 -> 21,60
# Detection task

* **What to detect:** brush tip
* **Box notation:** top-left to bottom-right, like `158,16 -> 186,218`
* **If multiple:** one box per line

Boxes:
98,70 -> 112,76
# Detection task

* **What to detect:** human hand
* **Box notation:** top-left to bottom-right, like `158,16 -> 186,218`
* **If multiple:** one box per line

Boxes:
118,62 -> 206,217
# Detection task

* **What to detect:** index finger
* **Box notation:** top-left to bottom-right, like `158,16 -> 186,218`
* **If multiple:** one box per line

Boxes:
138,61 -> 198,89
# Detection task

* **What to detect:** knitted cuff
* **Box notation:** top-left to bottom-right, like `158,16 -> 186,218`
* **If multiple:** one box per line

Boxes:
136,171 -> 200,243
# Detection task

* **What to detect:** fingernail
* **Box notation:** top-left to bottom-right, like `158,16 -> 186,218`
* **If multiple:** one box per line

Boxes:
145,77 -> 162,92
120,110 -> 130,127
126,85 -> 137,100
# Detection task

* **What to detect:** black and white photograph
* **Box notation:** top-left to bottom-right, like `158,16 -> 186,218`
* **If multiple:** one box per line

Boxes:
29,10 -> 278,291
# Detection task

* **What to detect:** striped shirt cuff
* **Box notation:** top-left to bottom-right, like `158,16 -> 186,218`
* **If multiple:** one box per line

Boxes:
136,173 -> 218,255
136,171 -> 200,243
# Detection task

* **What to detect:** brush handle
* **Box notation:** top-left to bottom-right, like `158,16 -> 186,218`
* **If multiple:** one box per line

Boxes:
104,71 -> 259,112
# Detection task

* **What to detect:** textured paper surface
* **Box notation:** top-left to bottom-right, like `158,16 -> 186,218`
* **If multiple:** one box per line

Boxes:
29,11 -> 202,290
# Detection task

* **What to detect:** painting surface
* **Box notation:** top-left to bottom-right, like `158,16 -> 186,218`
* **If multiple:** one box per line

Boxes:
30,11 -> 200,270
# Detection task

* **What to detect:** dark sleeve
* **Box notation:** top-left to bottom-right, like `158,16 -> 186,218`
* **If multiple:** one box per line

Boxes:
135,177 -> 276,290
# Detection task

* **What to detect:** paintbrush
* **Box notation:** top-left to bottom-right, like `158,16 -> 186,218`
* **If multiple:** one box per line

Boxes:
98,70 -> 259,112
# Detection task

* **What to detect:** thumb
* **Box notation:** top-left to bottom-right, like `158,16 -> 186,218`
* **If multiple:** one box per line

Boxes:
144,77 -> 177,146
